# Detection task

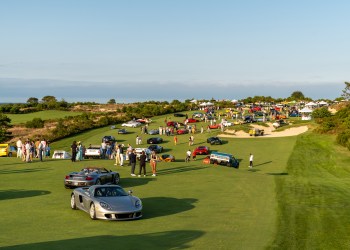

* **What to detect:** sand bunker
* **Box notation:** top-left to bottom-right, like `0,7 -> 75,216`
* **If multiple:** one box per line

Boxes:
218,124 -> 308,138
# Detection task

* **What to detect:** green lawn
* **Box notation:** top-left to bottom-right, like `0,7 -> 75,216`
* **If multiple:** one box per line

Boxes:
1,114 -> 350,249
7,110 -> 82,124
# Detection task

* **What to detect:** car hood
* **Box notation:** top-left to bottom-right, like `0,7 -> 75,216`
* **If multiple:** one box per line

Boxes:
98,196 -> 140,211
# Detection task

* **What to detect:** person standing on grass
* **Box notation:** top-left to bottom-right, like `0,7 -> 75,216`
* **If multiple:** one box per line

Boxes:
186,149 -> 192,162
114,144 -> 120,166
150,151 -> 158,176
138,151 -> 147,177
174,135 -> 178,145
71,141 -> 77,162
38,140 -> 44,162
16,138 -> 23,159
249,153 -> 254,168
130,149 -> 137,176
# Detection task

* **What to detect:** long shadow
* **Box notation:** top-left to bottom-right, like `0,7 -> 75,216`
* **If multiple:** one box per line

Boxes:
1,230 -> 205,250
0,189 -> 51,201
121,177 -> 155,188
156,165 -> 208,175
247,168 -> 261,172
0,167 -> 51,175
142,197 -> 197,219
266,172 -> 289,176
254,161 -> 272,167
161,148 -> 172,153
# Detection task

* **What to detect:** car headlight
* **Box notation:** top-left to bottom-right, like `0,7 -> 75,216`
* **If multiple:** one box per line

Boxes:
135,200 -> 142,208
100,202 -> 111,210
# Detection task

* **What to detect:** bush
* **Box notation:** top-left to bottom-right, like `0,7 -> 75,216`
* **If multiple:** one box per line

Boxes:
336,130 -> 350,148
25,118 -> 45,128
312,107 -> 332,121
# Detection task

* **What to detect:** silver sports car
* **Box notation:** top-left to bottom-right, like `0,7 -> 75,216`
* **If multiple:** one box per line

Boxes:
70,185 -> 142,220
64,167 -> 120,188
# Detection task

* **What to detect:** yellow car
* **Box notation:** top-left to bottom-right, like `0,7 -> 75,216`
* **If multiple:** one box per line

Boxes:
0,144 -> 17,157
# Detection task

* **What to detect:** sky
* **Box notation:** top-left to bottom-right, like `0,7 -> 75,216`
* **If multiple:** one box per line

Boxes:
0,0 -> 349,103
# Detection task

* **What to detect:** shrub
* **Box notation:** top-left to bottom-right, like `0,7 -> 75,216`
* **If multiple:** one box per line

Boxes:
25,118 -> 45,128
336,130 -> 350,148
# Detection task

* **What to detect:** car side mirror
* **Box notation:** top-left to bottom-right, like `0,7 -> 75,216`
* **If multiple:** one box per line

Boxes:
128,190 -> 133,195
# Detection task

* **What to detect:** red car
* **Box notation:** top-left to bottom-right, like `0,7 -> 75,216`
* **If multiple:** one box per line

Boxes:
167,121 -> 184,127
177,129 -> 189,135
193,146 -> 210,155
249,106 -> 262,113
208,124 -> 221,129
185,118 -> 199,123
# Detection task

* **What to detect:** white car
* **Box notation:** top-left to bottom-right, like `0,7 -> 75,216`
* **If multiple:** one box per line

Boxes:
121,121 -> 142,128
84,145 -> 101,159
221,121 -> 233,127
134,148 -> 151,161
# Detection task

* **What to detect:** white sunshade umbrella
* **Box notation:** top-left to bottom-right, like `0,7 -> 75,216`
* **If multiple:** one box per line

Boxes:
305,102 -> 317,106
299,107 -> 313,113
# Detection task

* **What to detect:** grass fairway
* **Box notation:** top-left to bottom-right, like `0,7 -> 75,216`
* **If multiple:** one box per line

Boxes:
1,115 -> 350,249
7,110 -> 82,124
269,133 -> 350,249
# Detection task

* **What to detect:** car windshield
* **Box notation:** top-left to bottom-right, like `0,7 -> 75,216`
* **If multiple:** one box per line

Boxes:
81,168 -> 100,174
94,187 -> 128,197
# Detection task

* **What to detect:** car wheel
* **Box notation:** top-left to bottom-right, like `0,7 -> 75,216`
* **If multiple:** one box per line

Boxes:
70,194 -> 77,210
89,203 -> 96,220
8,152 -> 12,157
113,174 -> 120,184
96,179 -> 101,185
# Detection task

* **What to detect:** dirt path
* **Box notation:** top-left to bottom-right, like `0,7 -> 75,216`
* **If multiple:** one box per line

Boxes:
218,123 -> 308,138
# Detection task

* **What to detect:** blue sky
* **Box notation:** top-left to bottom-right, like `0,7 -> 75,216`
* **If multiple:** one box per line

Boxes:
0,0 -> 349,102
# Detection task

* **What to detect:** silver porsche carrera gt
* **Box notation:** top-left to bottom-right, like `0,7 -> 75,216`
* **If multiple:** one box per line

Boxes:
70,185 -> 142,220
64,167 -> 120,188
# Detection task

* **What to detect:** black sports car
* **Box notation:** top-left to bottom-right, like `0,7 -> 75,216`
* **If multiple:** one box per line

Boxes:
64,167 -> 120,188
207,137 -> 223,145
148,144 -> 163,153
147,137 -> 163,144
102,136 -> 116,144
174,113 -> 186,117
117,129 -> 128,134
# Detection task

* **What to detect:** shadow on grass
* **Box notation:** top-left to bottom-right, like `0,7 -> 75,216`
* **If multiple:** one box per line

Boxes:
0,167 -> 52,175
0,189 -> 51,201
255,161 -> 272,167
266,172 -> 289,176
142,197 -> 197,219
156,165 -> 208,175
1,230 -> 205,250
247,168 -> 261,172
121,177 -> 156,188
161,148 -> 172,153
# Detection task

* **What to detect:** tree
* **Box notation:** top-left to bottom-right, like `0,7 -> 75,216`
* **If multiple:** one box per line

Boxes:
341,82 -> 350,100
290,91 -> 305,101
27,97 -> 39,105
41,96 -> 57,103
107,99 -> 116,104
25,118 -> 45,128
0,114 -> 12,142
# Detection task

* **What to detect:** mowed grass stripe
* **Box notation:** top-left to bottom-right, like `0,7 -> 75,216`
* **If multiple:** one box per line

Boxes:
269,133 -> 350,249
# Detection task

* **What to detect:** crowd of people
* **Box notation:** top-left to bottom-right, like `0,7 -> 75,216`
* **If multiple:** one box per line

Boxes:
16,138 -> 51,163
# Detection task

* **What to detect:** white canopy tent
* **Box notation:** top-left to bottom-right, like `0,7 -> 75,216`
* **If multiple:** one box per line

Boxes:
299,107 -> 313,120
52,150 -> 72,159
318,101 -> 328,106
305,102 -> 317,109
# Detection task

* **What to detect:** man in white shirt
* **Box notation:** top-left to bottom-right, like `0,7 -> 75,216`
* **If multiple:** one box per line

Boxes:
16,138 -> 23,158
249,153 -> 254,168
